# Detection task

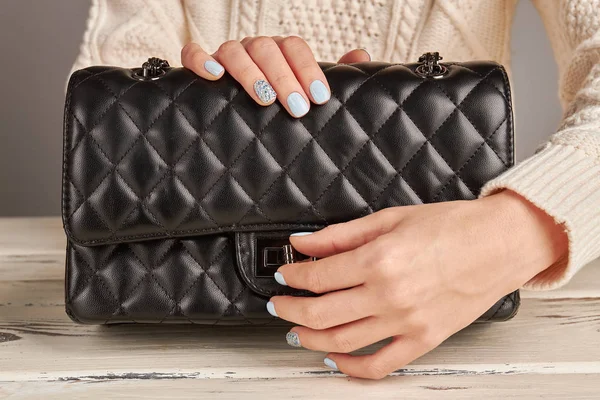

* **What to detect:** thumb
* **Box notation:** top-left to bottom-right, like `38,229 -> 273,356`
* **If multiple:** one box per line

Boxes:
290,209 -> 398,258
338,48 -> 371,64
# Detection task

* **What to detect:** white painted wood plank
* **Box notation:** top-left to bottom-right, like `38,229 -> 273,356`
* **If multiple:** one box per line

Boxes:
1,374 -> 599,399
0,277 -> 598,379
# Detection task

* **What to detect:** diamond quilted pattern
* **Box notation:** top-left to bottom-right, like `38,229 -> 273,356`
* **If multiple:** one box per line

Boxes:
63,61 -> 513,244
63,60 -> 518,324
66,236 -> 270,324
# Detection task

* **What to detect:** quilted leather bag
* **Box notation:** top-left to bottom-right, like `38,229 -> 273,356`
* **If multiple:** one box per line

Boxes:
62,53 -> 519,324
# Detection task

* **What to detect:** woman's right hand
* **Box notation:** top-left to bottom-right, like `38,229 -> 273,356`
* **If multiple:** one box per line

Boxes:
181,36 -> 370,118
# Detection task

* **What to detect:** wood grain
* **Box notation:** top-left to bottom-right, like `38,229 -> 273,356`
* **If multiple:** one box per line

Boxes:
0,218 -> 598,398
1,374 -> 600,400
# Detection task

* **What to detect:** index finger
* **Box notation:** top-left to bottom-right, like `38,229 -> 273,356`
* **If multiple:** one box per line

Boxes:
276,248 -> 366,293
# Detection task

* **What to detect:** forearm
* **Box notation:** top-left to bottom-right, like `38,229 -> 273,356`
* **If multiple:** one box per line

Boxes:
480,0 -> 600,290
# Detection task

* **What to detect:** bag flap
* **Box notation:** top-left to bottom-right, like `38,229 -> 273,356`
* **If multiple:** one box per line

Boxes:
62,61 -> 513,246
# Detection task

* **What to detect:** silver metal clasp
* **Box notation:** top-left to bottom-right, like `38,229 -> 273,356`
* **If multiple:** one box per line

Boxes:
416,52 -> 448,79
263,244 -> 316,269
256,237 -> 317,278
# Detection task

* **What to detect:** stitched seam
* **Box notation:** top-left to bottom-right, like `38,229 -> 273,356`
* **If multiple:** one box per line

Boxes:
232,113 -> 328,224
226,106 -> 321,224
167,107 -> 274,227
106,82 -> 251,236
93,75 -> 205,231
71,67 -> 124,91
388,84 -> 478,196
143,81 -> 250,228
65,116 -> 122,235
429,69 -> 511,168
178,241 -> 254,325
327,73 -> 432,211
236,64 -> 401,225
65,64 -> 399,244
65,79 -> 140,164
65,63 -> 514,246
126,243 -> 195,324
71,223 -> 325,245
368,68 -> 501,207
446,63 -> 512,105
63,154 -> 119,236
69,80 -> 244,243
65,75 -> 199,226
431,116 -> 508,202
113,240 -> 182,323
295,111 -> 389,220
361,75 -> 433,204
449,63 -> 515,162
69,245 -> 133,324
293,114 -> 376,218
436,63 -> 514,166
68,243 -> 120,304
153,238 -> 212,322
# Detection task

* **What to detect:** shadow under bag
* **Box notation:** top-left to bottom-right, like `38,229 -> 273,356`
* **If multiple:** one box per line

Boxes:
62,54 -> 519,324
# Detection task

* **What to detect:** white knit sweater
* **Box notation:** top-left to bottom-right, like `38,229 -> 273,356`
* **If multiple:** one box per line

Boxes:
72,0 -> 600,290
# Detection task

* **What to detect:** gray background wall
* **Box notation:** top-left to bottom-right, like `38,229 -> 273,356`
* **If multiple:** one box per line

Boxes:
0,1 -> 562,216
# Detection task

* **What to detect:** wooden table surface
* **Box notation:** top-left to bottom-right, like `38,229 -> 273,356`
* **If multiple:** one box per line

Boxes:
0,217 -> 598,399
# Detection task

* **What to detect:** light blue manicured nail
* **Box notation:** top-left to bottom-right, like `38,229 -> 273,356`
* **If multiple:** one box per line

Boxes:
324,357 -> 338,370
266,301 -> 278,317
309,80 -> 330,104
290,232 -> 313,237
287,92 -> 309,117
204,60 -> 224,76
274,272 -> 287,286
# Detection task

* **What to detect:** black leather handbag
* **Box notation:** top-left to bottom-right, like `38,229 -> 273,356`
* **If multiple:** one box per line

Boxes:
62,52 -> 519,324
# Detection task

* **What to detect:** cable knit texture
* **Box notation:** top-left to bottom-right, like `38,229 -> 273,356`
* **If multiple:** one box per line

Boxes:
71,0 -> 600,291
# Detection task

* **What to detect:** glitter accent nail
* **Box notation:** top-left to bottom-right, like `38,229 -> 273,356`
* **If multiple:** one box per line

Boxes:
254,79 -> 277,103
286,331 -> 302,347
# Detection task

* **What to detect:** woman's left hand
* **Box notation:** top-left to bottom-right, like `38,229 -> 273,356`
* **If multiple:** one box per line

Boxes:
268,190 -> 567,379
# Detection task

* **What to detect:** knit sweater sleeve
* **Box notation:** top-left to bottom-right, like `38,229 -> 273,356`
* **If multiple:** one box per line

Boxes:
479,0 -> 600,290
70,0 -> 189,76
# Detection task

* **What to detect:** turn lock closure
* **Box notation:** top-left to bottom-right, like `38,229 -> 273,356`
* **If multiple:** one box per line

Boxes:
234,232 -> 320,297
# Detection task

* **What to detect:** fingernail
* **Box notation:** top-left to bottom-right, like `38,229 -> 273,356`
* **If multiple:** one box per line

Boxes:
286,331 -> 302,347
274,272 -> 287,286
309,80 -> 330,104
287,92 -> 310,117
204,60 -> 224,76
290,232 -> 313,237
358,48 -> 371,61
324,357 -> 338,370
254,79 -> 277,103
266,301 -> 278,317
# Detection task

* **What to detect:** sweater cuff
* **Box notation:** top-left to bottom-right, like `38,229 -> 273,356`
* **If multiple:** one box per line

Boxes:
479,143 -> 600,291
